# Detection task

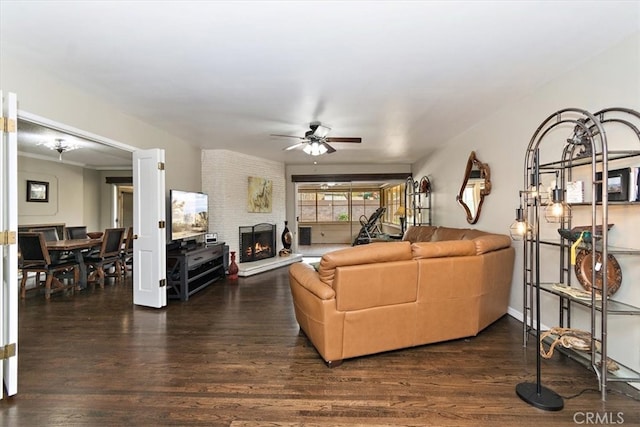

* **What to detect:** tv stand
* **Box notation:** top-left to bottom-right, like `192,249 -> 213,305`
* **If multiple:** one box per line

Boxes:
166,243 -> 225,301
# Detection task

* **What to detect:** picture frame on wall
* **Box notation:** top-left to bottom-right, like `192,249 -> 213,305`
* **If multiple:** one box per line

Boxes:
596,168 -> 630,202
26,180 -> 49,202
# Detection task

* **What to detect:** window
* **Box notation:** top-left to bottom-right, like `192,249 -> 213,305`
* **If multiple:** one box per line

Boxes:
351,191 -> 380,222
381,183 -> 405,225
298,187 -> 380,223
298,191 -> 317,222
318,191 -> 349,221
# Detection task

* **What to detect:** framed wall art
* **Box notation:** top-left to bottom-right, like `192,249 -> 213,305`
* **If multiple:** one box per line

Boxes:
247,176 -> 272,213
26,180 -> 49,202
596,168 -> 629,202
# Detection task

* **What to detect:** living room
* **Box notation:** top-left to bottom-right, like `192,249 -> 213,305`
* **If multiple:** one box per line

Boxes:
2,1 -> 640,423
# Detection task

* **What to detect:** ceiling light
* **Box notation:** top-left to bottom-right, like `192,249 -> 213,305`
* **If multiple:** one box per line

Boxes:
39,138 -> 79,161
302,141 -> 328,156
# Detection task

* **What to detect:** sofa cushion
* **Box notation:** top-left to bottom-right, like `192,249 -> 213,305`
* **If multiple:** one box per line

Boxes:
318,241 -> 412,288
411,240 -> 476,259
468,234 -> 512,255
432,226 -> 470,242
402,225 -> 437,243
333,261 -> 418,311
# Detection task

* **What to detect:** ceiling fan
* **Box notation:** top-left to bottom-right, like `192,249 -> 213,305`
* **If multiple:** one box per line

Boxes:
271,122 -> 362,155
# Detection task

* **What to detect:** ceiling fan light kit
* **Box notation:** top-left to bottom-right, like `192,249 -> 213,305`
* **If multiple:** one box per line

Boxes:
302,141 -> 328,156
271,122 -> 362,156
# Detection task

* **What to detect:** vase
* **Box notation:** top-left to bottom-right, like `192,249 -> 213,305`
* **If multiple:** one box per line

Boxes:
281,221 -> 292,252
228,251 -> 239,280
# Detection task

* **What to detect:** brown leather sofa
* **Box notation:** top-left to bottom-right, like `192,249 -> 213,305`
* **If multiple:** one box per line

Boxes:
288,226 -> 515,366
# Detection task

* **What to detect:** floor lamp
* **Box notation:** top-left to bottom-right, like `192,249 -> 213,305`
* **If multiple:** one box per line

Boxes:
513,196 -> 564,411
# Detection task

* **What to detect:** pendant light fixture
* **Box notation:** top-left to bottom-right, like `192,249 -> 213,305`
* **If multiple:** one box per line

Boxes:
39,138 -> 80,161
544,172 -> 571,223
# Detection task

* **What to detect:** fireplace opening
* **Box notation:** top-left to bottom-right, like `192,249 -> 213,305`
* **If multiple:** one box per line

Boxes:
239,223 -> 276,263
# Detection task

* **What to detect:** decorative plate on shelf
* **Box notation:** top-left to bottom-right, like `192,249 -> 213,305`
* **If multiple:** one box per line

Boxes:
574,249 -> 622,296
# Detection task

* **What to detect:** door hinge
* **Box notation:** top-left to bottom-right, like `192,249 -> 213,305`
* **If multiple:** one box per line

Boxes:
159,220 -> 166,229
1,343 -> 16,360
1,117 -> 17,133
1,230 -> 17,245
159,279 -> 166,288
158,162 -> 165,170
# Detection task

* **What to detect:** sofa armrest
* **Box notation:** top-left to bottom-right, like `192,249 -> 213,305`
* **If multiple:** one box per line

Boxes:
289,262 -> 335,300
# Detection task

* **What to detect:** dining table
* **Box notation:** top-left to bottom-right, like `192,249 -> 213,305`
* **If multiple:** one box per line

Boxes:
46,238 -> 103,289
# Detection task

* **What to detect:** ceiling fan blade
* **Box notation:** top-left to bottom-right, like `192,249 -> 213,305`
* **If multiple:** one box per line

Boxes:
325,137 -> 362,143
283,142 -> 306,151
271,134 -> 305,140
323,142 -> 337,154
312,123 -> 331,138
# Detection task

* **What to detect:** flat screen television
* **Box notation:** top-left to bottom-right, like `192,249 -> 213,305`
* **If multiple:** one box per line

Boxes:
169,189 -> 209,242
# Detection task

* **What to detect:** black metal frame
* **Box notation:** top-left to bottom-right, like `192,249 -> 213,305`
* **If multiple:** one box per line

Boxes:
518,107 -> 640,405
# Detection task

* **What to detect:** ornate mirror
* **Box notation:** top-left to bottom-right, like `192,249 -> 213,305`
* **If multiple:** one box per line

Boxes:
456,151 -> 492,224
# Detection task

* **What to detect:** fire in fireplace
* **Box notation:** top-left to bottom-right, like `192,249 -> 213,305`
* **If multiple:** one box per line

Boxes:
239,223 -> 276,263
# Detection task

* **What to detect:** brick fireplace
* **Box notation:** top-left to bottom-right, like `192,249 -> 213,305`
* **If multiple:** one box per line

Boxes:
239,223 -> 276,263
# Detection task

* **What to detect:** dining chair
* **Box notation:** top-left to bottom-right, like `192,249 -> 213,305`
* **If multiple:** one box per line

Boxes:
66,226 -> 88,240
120,226 -> 134,277
85,228 -> 126,288
29,226 -> 66,274
18,232 -> 79,299
29,227 -> 59,241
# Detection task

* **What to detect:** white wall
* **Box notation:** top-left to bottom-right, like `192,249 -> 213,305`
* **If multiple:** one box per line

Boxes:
201,150 -> 286,257
18,156 -> 85,227
1,55 -> 201,192
412,33 -> 640,379
18,156 -> 134,232
82,168 -> 102,232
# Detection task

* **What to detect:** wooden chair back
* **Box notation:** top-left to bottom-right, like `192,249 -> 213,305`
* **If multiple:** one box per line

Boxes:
29,227 -> 59,242
124,226 -> 134,253
18,232 -> 52,266
66,226 -> 88,240
99,228 -> 126,258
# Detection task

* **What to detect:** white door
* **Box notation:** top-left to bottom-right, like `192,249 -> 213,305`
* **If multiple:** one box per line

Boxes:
0,91 -> 19,397
133,149 -> 166,308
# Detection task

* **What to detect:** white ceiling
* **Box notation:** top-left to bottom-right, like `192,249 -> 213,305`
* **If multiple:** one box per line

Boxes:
16,119 -> 133,170
2,1 -> 639,167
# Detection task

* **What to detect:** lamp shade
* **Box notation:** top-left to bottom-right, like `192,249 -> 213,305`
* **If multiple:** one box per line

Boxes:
544,187 -> 571,223
303,141 -> 328,156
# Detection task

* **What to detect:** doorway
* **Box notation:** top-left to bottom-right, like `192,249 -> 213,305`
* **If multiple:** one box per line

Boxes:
117,185 -> 134,230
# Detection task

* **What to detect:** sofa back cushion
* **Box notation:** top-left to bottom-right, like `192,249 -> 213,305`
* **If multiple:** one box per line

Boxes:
417,226 -> 512,255
467,234 -> 512,255
318,241 -> 413,288
411,240 -> 476,259
333,261 -> 418,311
402,225 -> 437,243
432,226 -> 470,242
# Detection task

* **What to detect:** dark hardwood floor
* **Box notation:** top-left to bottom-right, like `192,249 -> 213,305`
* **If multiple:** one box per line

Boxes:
2,265 -> 639,426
